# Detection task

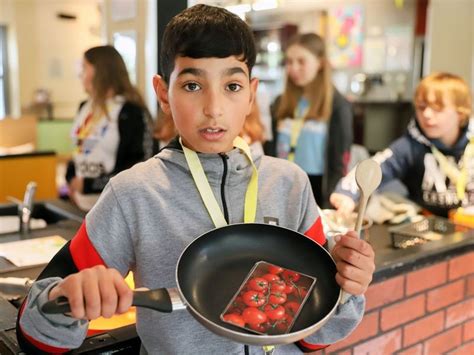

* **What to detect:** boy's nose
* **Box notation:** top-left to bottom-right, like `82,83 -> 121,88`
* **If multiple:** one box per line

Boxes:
203,91 -> 224,119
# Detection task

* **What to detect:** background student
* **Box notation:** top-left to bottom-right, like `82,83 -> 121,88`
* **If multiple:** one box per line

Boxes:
331,72 -> 473,217
66,45 -> 153,211
270,33 -> 353,207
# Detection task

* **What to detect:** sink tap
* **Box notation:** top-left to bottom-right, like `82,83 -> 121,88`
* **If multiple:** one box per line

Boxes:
19,181 -> 37,234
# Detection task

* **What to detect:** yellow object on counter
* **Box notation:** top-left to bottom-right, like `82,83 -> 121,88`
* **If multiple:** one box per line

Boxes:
449,208 -> 474,228
88,273 -> 136,334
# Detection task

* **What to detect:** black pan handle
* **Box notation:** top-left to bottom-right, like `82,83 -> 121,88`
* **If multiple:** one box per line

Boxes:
42,288 -> 175,314
132,288 -> 172,312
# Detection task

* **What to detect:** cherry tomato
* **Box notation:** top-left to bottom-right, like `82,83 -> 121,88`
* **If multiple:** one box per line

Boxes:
248,321 -> 270,333
284,301 -> 301,317
281,270 -> 300,283
284,282 -> 295,294
242,290 -> 266,307
268,265 -> 284,274
268,292 -> 287,305
223,313 -> 245,327
276,314 -> 294,332
263,304 -> 286,320
293,287 -> 308,300
262,273 -> 280,283
270,279 -> 286,292
242,307 -> 268,325
248,277 -> 269,292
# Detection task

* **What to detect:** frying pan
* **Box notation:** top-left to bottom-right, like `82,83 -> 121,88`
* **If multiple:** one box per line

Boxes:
43,223 -> 342,346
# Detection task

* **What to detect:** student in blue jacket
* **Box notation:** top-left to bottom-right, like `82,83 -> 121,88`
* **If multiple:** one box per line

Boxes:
331,72 -> 473,217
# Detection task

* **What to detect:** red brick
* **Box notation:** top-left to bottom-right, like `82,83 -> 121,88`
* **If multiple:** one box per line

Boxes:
381,295 -> 425,331
325,312 -> 379,353
366,276 -> 405,311
446,341 -> 474,355
322,349 -> 351,355
423,326 -> 462,354
403,311 -> 444,346
427,280 -> 465,311
397,344 -> 422,355
446,298 -> 474,328
449,252 -> 474,280
467,275 -> 474,297
463,319 -> 474,342
406,262 -> 447,295
353,329 -> 402,354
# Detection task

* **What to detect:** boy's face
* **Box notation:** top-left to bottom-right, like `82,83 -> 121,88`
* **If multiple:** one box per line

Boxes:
154,56 -> 258,153
415,91 -> 462,146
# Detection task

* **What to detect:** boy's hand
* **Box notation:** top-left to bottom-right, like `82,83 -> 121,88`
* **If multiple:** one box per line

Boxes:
331,231 -> 375,295
48,265 -> 133,320
330,193 -> 356,215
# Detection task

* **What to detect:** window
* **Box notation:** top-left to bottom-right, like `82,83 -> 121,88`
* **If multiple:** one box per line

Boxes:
0,26 -> 9,117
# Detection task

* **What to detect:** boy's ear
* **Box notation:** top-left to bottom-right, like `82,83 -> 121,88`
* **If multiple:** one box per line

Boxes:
248,78 -> 259,115
153,75 -> 171,115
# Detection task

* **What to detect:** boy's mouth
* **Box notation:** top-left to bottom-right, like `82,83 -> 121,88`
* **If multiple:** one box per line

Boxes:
199,127 -> 227,141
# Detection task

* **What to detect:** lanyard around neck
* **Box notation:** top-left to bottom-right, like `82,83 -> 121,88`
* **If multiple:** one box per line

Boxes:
431,137 -> 474,200
180,136 -> 259,228
288,100 -> 310,162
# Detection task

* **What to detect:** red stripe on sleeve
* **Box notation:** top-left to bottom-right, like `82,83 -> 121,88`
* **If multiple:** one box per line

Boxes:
70,222 -> 106,270
297,340 -> 329,352
18,300 -> 69,353
304,217 -> 326,245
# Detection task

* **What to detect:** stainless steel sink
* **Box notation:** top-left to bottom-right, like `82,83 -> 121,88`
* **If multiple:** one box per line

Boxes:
0,202 -> 70,225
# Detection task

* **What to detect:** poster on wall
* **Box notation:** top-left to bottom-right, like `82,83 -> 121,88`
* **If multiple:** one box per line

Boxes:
328,5 -> 364,69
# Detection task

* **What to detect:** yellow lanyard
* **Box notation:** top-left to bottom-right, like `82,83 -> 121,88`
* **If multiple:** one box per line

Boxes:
288,101 -> 310,162
180,136 -> 259,228
431,137 -> 474,200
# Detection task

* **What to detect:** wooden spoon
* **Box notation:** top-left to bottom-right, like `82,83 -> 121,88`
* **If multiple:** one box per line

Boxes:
340,158 -> 382,304
354,159 -> 382,239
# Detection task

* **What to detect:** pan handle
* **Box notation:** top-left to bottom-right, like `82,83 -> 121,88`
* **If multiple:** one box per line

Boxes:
42,288 -> 183,315
132,288 -> 173,312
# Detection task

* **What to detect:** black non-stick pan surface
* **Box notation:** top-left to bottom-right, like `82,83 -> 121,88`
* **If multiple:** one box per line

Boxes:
176,223 -> 341,343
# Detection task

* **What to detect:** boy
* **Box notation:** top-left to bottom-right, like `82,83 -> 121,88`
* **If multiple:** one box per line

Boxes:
18,5 -> 375,354
331,72 -> 473,217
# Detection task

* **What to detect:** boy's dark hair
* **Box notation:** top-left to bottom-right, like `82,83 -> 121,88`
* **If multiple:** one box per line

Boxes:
160,4 -> 256,83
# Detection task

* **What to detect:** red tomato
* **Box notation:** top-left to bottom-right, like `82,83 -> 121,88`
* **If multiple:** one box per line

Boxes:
284,282 -> 295,294
262,273 -> 280,283
248,321 -> 270,333
223,313 -> 245,327
276,314 -> 294,332
242,307 -> 267,325
268,292 -> 287,305
293,287 -> 308,300
268,265 -> 284,274
242,290 -> 266,307
263,304 -> 286,321
270,280 -> 286,292
248,277 -> 269,292
281,270 -> 301,282
284,301 -> 301,317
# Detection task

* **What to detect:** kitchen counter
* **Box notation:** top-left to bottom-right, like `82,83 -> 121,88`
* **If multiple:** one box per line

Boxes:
370,223 -> 474,282
0,212 -> 472,353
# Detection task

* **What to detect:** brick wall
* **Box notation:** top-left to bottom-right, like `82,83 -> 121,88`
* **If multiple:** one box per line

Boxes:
320,251 -> 474,355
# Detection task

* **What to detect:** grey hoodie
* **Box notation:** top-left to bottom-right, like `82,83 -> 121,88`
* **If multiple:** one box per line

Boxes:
20,143 -> 365,354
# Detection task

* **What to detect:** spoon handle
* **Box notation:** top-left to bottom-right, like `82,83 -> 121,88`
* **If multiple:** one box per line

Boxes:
355,192 -> 368,240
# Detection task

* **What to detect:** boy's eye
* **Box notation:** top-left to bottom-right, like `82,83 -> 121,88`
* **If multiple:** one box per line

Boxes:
415,102 -> 443,112
227,83 -> 242,92
184,82 -> 201,92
